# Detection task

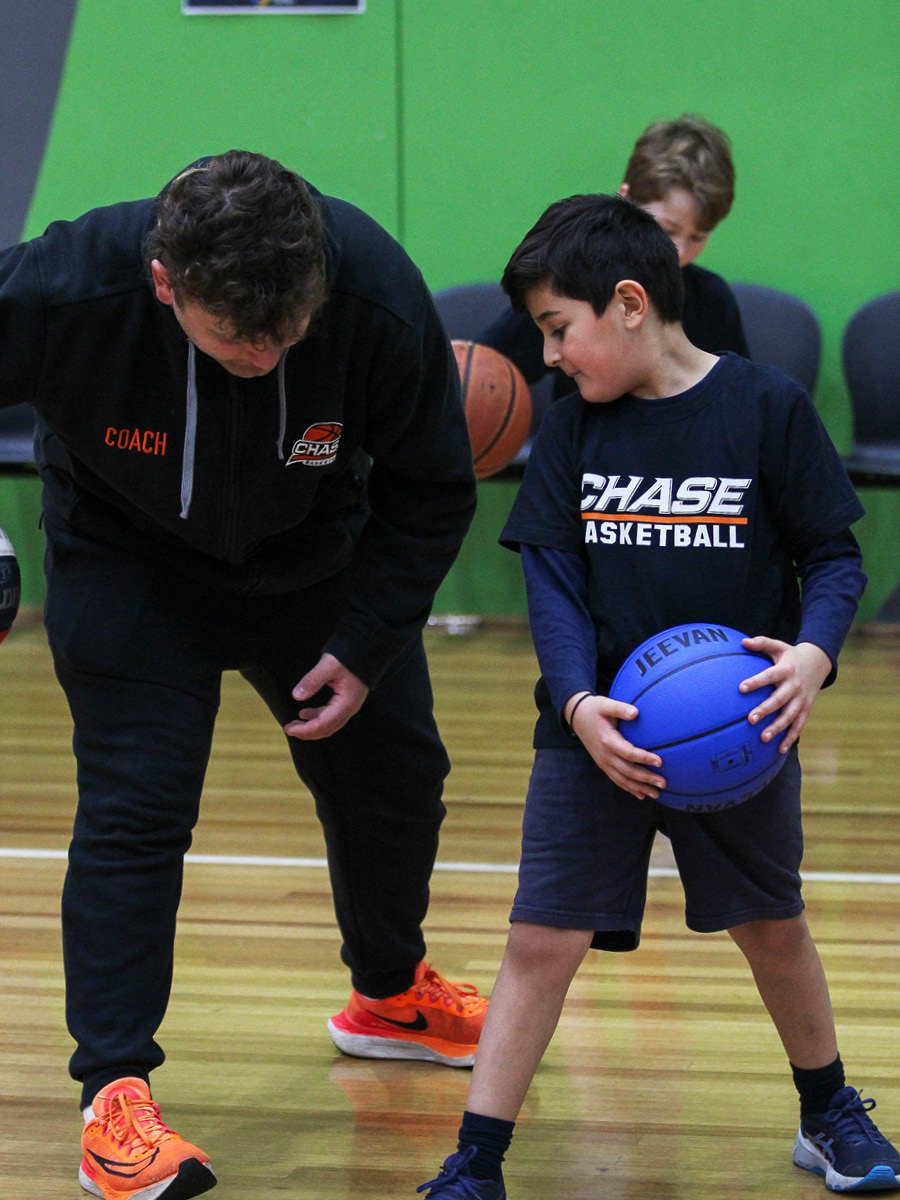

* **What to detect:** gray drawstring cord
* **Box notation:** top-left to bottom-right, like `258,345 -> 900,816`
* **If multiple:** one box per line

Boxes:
276,348 -> 288,461
180,341 -> 198,519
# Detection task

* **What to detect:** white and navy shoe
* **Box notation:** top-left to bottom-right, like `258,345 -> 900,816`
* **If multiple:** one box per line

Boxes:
793,1086 -> 900,1191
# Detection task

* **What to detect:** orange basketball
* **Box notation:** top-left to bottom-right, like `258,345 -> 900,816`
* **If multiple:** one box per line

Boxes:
452,341 -> 532,479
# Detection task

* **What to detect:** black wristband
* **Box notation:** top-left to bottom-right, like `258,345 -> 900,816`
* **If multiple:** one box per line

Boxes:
566,691 -> 596,737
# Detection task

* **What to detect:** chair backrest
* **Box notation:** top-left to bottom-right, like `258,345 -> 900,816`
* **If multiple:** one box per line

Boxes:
842,291 -> 900,443
432,282 -> 511,342
731,282 -> 822,394
0,403 -> 37,472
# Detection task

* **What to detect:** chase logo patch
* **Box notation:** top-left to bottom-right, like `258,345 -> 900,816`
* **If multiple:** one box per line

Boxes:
286,422 -> 343,467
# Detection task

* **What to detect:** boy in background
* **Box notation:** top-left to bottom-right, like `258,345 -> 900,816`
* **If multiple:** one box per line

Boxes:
480,115 -> 748,421
416,194 -> 899,1197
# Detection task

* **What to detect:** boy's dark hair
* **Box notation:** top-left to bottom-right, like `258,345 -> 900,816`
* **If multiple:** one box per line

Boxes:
145,149 -> 327,343
622,114 -> 735,231
502,193 -> 684,323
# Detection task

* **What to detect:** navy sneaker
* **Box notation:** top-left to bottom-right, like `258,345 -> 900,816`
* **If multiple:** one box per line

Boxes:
416,1147 -> 507,1198
793,1086 -> 900,1191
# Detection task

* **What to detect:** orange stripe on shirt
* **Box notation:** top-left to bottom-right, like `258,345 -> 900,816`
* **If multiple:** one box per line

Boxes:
582,513 -> 748,524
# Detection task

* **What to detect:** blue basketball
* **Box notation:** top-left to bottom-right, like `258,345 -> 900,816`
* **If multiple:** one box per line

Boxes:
0,526 -> 20,647
609,623 -> 787,811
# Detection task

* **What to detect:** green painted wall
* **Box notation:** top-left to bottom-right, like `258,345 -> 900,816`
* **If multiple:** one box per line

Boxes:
5,0 -> 899,620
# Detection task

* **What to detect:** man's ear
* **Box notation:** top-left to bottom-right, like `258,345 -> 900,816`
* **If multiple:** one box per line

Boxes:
617,182 -> 630,199
615,279 -> 648,327
150,259 -> 175,306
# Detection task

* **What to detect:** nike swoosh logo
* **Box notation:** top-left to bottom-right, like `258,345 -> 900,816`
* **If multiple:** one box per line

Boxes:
87,1147 -> 160,1180
366,1010 -> 428,1031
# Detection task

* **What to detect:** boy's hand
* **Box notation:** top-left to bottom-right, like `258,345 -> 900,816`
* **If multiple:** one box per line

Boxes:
739,637 -> 832,753
565,692 -> 667,800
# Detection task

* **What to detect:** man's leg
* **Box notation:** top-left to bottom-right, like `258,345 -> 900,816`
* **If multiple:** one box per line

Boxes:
43,525 -> 223,1103
240,575 -> 448,998
44,525 -> 224,1198
241,585 -> 484,1062
59,667 -> 219,1102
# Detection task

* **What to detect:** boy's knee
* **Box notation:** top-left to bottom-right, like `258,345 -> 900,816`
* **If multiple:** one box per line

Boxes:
507,921 -> 592,971
729,913 -> 811,959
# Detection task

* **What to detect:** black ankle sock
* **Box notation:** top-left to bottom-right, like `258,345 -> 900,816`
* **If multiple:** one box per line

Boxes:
457,1110 -> 515,1181
792,1054 -> 846,1116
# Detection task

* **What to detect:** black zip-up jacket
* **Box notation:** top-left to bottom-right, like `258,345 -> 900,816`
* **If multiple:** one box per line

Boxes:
0,185 -> 477,686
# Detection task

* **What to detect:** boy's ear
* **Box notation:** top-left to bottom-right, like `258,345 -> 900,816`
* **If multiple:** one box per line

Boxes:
614,279 -> 648,327
617,182 -> 629,199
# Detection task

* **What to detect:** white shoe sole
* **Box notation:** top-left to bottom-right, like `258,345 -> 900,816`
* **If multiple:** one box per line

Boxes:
327,1018 -> 475,1067
793,1130 -> 900,1192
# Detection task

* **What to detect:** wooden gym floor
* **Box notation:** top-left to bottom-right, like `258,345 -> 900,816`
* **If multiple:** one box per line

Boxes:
1,616 -> 899,1199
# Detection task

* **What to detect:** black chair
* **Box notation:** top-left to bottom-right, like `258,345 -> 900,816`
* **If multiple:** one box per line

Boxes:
840,291 -> 900,489
0,402 -> 37,474
432,281 -> 511,342
731,282 -> 822,394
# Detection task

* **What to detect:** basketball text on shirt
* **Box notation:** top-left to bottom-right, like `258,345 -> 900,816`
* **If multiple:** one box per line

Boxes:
581,474 -> 750,548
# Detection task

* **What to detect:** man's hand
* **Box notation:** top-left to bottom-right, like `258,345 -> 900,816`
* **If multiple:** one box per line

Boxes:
739,637 -> 832,754
565,691 -> 667,801
284,652 -> 369,741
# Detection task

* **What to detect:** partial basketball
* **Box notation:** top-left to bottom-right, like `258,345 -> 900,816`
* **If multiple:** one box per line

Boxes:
452,340 -> 532,479
0,527 -> 21,647
609,623 -> 787,811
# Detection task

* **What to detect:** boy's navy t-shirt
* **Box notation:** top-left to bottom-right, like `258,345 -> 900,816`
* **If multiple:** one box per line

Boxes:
500,354 -> 865,748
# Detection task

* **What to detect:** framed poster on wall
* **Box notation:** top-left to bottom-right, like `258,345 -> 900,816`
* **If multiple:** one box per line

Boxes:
183,1 -> 364,12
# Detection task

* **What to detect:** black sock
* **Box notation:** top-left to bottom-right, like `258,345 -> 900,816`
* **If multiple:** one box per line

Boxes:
792,1054 -> 846,1116
457,1110 -> 515,1181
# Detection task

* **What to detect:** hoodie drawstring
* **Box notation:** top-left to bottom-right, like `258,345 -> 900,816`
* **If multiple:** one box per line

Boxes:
180,342 -> 198,519
276,349 -> 288,461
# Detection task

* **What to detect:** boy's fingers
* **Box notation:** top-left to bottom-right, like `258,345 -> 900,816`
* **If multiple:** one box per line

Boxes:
617,756 -> 666,789
740,667 -> 777,694
742,634 -> 780,655
614,701 -> 638,721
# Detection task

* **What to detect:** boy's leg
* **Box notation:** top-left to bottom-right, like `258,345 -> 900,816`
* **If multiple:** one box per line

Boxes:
729,916 -> 899,1191
417,922 -> 593,1197
727,913 -> 836,1067
467,922 -> 594,1119
420,747 -> 655,1195
670,753 -> 899,1192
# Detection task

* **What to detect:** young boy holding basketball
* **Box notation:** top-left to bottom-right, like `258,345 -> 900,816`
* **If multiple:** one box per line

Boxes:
416,195 -> 899,1197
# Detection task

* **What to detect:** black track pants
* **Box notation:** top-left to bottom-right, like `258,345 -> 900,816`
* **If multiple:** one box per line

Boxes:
43,525 -> 449,1107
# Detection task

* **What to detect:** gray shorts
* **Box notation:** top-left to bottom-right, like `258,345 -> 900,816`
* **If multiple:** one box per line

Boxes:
511,745 -> 804,951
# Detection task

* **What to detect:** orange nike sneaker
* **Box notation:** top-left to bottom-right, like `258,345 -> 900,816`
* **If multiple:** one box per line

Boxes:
79,1077 -> 216,1200
328,961 -> 488,1067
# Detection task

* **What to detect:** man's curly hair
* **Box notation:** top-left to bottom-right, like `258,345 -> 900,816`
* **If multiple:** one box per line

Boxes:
145,150 -> 327,343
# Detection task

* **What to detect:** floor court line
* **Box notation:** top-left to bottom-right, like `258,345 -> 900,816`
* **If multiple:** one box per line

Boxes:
2,846 -> 900,886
